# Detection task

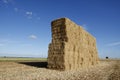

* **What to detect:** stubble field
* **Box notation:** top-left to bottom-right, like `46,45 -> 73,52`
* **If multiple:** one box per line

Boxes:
0,58 -> 120,80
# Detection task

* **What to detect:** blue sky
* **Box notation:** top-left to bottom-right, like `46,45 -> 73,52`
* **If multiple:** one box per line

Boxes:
0,0 -> 120,58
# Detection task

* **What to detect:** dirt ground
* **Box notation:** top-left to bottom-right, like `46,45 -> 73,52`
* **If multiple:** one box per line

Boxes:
0,60 -> 120,80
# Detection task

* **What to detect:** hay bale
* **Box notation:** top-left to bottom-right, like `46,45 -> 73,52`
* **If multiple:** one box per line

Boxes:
47,18 -> 99,70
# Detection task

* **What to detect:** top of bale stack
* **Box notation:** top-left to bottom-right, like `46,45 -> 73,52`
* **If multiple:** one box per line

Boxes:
51,17 -> 96,40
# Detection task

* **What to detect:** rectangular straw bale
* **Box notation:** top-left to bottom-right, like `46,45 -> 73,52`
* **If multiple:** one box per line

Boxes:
47,18 -> 99,70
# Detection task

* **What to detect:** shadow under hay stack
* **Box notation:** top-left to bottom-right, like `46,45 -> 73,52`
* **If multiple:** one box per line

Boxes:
47,18 -> 99,70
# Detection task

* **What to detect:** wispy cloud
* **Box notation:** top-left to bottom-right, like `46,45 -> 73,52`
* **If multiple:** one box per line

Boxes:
2,0 -> 9,4
0,39 -> 9,43
14,7 -> 18,12
14,8 -> 40,20
26,11 -> 33,19
2,0 -> 40,21
37,17 -> 40,20
0,43 -> 4,47
0,39 -> 8,47
2,0 -> 14,4
82,24 -> 88,30
107,42 -> 120,46
20,43 -> 32,46
0,39 -> 20,44
29,35 -> 37,39
26,11 -> 32,15
1,0 -> 14,7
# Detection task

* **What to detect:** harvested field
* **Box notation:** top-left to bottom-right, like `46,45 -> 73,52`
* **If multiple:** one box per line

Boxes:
0,59 -> 120,80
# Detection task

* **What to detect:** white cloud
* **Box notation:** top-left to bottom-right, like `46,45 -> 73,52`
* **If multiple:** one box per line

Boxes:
2,0 -> 40,21
107,42 -> 120,46
29,35 -> 37,39
26,11 -> 33,19
26,11 -> 32,15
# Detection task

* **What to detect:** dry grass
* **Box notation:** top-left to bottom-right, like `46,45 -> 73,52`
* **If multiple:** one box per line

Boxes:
0,60 -> 120,80
0,57 -> 47,62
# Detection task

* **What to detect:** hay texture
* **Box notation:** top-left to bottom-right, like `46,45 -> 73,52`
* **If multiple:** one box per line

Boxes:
47,18 -> 99,70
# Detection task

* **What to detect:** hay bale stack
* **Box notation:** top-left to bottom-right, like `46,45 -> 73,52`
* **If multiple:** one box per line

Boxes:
47,18 -> 99,70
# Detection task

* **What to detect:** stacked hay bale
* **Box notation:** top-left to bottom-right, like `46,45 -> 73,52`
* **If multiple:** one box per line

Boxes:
47,18 -> 99,70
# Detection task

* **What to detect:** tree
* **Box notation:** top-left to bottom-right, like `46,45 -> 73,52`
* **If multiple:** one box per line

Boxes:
106,56 -> 109,59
